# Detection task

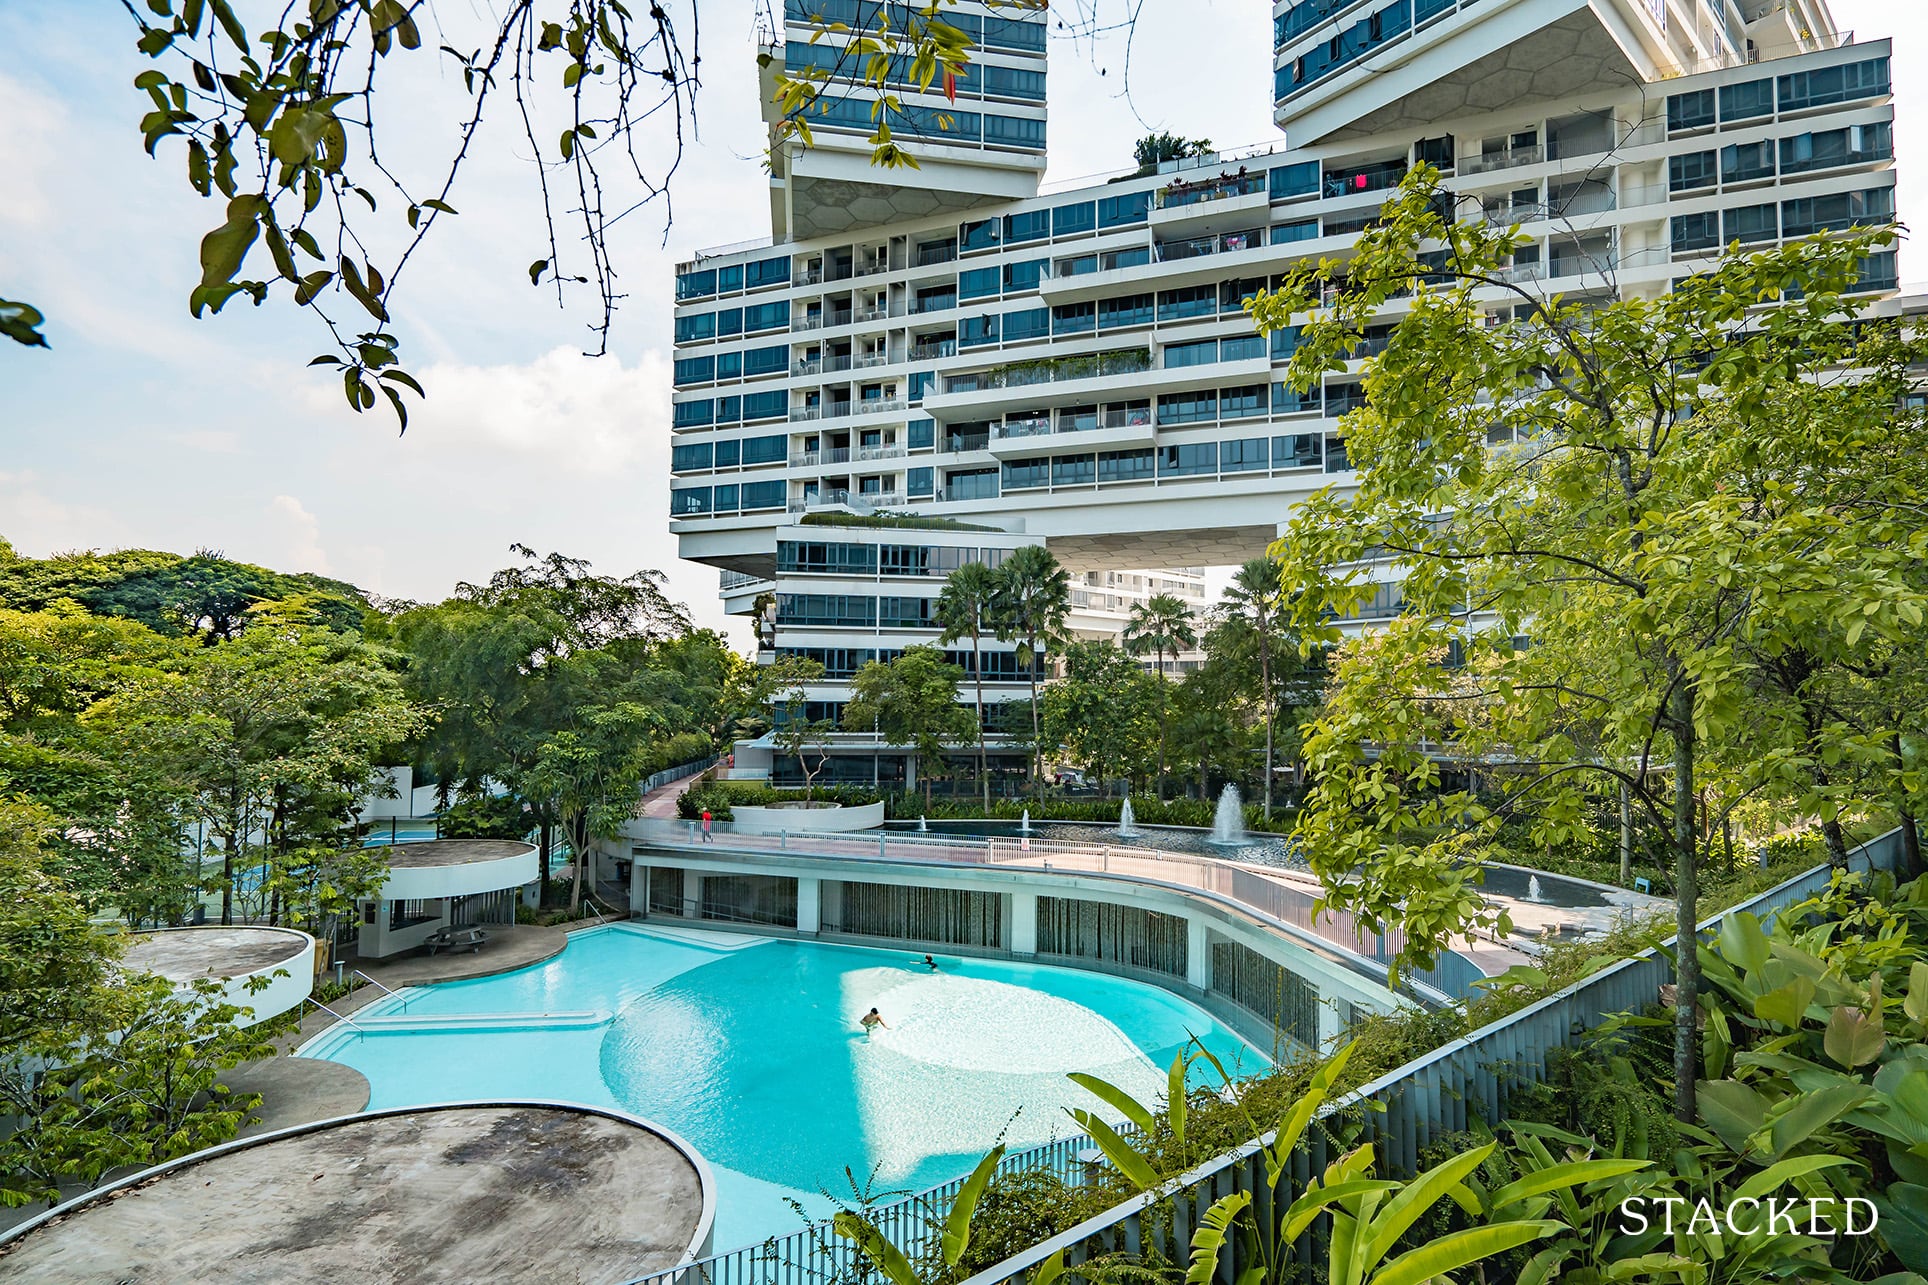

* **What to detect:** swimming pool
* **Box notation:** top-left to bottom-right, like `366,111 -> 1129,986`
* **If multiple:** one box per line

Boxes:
303,924 -> 1266,1250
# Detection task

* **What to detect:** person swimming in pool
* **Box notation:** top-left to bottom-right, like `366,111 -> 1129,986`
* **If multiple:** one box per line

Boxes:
921,954 -> 938,971
860,1007 -> 888,1035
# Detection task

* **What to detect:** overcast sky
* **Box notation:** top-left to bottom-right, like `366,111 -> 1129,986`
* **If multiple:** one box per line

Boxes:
0,2 -> 1920,641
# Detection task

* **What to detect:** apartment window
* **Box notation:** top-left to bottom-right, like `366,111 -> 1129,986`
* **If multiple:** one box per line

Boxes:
1051,302 -> 1095,336
1052,453 -> 1095,486
982,14 -> 1046,51
742,390 -> 788,420
1723,203 -> 1778,245
777,594 -> 877,628
1220,384 -> 1266,420
1220,334 -> 1265,362
778,541 -> 879,574
960,314 -> 1000,348
960,267 -> 1001,300
1671,211 -> 1719,253
1782,187 -> 1894,237
1271,326 -> 1303,360
1719,78 -> 1774,122
716,307 -> 743,337
674,312 -> 716,343
946,468 -> 1000,501
1164,339 -> 1217,369
714,439 -> 741,468
671,441 -> 713,472
670,486 -> 711,515
1668,151 -> 1717,193
1157,390 -> 1216,425
717,264 -> 743,293
1721,141 -> 1775,184
1002,459 -> 1049,490
673,355 -> 715,386
1221,278 -> 1268,314
1004,307 -> 1050,341
909,371 -> 935,402
908,466 -> 934,498
1780,123 -> 1891,174
1413,135 -> 1454,169
878,597 -> 935,628
1003,210 -> 1050,244
1326,382 -> 1366,415
1102,247 -> 1151,272
1269,160 -> 1319,200
743,344 -> 788,376
1097,448 -> 1154,483
672,399 -> 714,428
1272,218 -> 1318,245
961,218 -> 1000,252
1273,382 -> 1319,415
1097,191 -> 1151,229
1221,437 -> 1268,473
1325,437 -> 1351,472
909,419 -> 935,449
712,485 -> 739,513
1056,254 -> 1098,278
1159,442 -> 1217,477
741,480 -> 785,510
1099,293 -> 1154,330
1777,56 -> 1890,113
1667,89 -> 1715,132
746,255 -> 791,288
1157,284 -> 1216,322
716,350 -> 743,380
741,434 -> 787,465
675,268 -> 716,301
1273,433 -> 1322,468
1052,201 -> 1096,236
716,395 -> 741,424
1003,259 -> 1047,292
983,63 -> 1047,101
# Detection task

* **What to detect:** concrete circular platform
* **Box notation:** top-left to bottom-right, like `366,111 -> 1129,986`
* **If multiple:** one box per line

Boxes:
123,926 -> 316,1026
0,1103 -> 714,1285
218,1057 -> 371,1136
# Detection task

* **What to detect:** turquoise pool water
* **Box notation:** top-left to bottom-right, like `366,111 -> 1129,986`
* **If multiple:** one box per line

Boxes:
304,924 -> 1265,1249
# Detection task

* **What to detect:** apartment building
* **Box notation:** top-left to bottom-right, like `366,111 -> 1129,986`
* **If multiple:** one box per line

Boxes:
670,0 -> 1895,785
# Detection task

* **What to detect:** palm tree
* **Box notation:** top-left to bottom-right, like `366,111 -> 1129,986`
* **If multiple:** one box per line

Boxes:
992,545 -> 1070,791
935,561 -> 1000,812
1122,593 -> 1198,799
1224,556 -> 1285,818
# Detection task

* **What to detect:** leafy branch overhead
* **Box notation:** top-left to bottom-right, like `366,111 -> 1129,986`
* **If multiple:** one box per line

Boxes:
112,0 -> 703,429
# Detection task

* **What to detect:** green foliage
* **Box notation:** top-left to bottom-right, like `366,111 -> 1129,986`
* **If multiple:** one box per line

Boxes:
845,646 -> 976,808
798,513 -> 1000,532
1041,640 -> 1161,789
0,806 -> 270,1207
436,791 -> 532,840
0,297 -> 48,348
1132,131 -> 1213,172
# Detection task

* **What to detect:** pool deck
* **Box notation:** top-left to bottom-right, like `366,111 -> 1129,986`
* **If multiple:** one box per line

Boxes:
0,1104 -> 709,1285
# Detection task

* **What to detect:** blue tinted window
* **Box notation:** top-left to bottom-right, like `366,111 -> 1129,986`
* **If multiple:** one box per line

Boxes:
1097,449 -> 1153,482
1099,294 -> 1153,330
1003,307 -> 1049,341
909,419 -> 935,449
982,15 -> 1045,51
1051,302 -> 1094,336
1270,161 -> 1318,199
674,355 -> 715,385
1004,210 -> 1050,243
1052,202 -> 1096,236
717,264 -> 743,292
961,218 -> 1001,251
1273,219 -> 1318,244
1159,443 -> 1217,476
743,301 -> 789,331
716,350 -> 743,379
960,266 -> 1001,300
1098,191 -> 1150,228
908,466 -> 934,497
1221,437 -> 1268,472
1052,454 -> 1094,486
670,487 -> 710,515
1164,339 -> 1217,369
673,399 -> 714,428
671,442 -> 713,471
746,255 -> 791,288
716,307 -> 743,337
743,344 -> 788,376
1157,390 -> 1216,425
1002,259 -> 1046,292
741,434 -> 787,465
714,439 -> 741,468
741,480 -> 786,510
675,269 -> 715,301
961,314 -> 1000,347
716,395 -> 741,424
674,312 -> 715,343
712,484 -> 739,513
1221,334 -> 1265,362
742,390 -> 788,420
982,64 -> 1046,101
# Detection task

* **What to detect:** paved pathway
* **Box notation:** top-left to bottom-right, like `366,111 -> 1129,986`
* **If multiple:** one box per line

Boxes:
638,767 -> 711,819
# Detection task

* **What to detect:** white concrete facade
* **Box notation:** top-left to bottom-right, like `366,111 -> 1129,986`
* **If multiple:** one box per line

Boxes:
671,0 -> 1894,767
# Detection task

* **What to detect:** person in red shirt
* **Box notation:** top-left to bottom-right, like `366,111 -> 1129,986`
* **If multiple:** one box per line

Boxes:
701,808 -> 715,843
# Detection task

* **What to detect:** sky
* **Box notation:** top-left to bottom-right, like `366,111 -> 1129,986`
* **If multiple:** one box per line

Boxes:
0,1 -> 1921,641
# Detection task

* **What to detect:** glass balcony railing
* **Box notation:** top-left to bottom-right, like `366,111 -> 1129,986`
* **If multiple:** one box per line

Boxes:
943,348 -> 1153,394
1460,145 -> 1544,176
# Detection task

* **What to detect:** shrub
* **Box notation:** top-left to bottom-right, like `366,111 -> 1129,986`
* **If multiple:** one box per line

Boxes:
437,792 -> 531,840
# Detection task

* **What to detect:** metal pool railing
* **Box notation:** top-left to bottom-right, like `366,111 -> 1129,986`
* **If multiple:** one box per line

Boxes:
624,819 -> 1469,1002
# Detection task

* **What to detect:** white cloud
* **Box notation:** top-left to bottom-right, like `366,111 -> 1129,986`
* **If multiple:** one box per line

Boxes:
0,470 -> 138,555
266,495 -> 333,576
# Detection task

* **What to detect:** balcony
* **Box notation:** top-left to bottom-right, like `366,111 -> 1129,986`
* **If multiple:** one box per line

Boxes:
792,308 -> 853,332
789,489 -> 907,514
854,303 -> 890,323
789,447 -> 853,467
789,403 -> 850,423
914,243 -> 959,267
1154,228 -> 1266,263
1460,145 -> 1544,176
910,339 -> 958,362
855,443 -> 907,462
852,351 -> 890,370
986,401 -> 1158,460
1323,161 -> 1408,199
943,349 -> 1153,395
793,353 -> 855,377
909,294 -> 957,316
1153,172 -> 1266,210
994,415 -> 1052,441
854,397 -> 907,416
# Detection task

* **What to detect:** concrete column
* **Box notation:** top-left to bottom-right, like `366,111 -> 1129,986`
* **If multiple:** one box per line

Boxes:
1010,890 -> 1037,955
684,871 -> 703,920
796,876 -> 821,935
1186,919 -> 1211,991
630,863 -> 647,915
1317,995 -> 1348,1049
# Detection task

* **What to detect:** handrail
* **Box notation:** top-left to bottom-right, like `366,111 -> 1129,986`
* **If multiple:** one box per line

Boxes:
305,996 -> 363,1031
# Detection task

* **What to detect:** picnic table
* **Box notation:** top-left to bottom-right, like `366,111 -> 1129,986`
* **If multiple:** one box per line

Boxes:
422,924 -> 489,955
